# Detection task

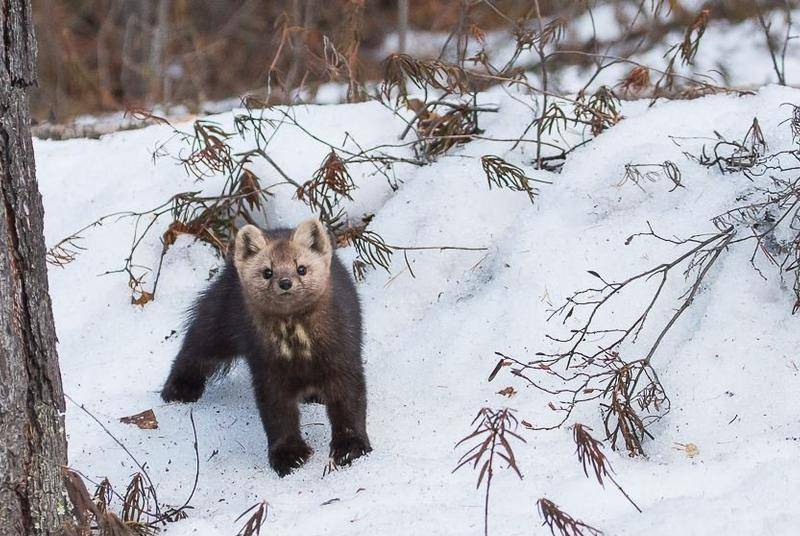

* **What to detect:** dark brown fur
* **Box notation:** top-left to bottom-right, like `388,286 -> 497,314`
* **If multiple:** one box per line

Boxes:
160,220 -> 370,476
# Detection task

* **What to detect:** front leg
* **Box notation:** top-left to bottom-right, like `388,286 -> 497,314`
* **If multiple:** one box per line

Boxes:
161,269 -> 240,403
325,379 -> 371,467
161,346 -> 223,403
253,381 -> 312,476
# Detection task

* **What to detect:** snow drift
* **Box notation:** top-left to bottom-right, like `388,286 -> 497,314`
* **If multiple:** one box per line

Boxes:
35,85 -> 800,535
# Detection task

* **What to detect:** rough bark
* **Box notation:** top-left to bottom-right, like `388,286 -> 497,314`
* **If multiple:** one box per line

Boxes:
0,1 -> 70,534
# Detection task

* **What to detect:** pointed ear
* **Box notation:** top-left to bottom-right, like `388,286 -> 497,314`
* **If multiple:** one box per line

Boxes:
292,219 -> 332,257
234,225 -> 268,266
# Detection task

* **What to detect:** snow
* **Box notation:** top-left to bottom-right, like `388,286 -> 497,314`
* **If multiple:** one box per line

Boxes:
35,85 -> 800,535
379,7 -> 800,95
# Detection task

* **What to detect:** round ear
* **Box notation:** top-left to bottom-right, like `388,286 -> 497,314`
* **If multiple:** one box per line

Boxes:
292,219 -> 332,257
234,225 -> 268,267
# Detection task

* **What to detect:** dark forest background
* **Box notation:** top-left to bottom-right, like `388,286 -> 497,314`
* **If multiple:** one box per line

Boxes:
30,0 -> 779,123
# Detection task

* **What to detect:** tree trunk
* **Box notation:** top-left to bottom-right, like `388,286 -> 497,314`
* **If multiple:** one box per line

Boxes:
148,0 -> 170,105
0,1 -> 70,534
398,0 -> 409,54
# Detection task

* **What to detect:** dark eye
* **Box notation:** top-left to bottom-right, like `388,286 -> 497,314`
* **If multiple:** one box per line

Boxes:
297,265 -> 307,276
263,268 -> 273,279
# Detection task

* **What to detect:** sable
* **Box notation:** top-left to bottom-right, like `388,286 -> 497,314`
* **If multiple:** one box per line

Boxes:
161,219 -> 370,476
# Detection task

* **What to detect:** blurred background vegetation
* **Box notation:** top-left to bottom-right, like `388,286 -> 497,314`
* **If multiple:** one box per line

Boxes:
30,0 -> 790,123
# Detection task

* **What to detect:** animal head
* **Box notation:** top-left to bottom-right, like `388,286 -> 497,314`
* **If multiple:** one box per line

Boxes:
233,219 -> 333,316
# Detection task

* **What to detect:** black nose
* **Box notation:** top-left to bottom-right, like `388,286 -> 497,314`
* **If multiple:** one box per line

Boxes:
278,278 -> 292,290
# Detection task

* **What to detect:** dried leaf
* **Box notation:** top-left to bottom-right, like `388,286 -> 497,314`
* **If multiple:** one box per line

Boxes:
62,467 -> 100,528
497,386 -> 517,398
120,409 -> 159,430
131,291 -> 155,307
674,442 -> 699,458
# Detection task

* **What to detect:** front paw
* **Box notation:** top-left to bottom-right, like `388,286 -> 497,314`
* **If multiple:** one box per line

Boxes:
269,439 -> 313,477
329,435 -> 371,467
161,376 -> 205,403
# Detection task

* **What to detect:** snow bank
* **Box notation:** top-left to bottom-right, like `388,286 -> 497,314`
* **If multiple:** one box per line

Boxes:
35,86 -> 800,535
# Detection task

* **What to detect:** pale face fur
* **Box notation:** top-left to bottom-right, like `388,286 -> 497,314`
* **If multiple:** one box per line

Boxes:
233,220 -> 333,317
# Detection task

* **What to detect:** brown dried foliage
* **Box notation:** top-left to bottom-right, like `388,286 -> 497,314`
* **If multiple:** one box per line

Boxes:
496,222 -> 739,455
46,234 -> 85,267
415,105 -> 480,158
337,217 -> 395,279
572,424 -> 641,512
537,498 -> 603,536
454,408 -> 525,536
575,86 -> 621,137
382,54 -> 470,102
680,9 -> 711,66
182,121 -> 234,179
620,66 -> 651,93
296,150 -> 356,225
235,500 -> 269,536
61,469 -> 157,536
482,155 -> 550,203
119,409 -> 159,430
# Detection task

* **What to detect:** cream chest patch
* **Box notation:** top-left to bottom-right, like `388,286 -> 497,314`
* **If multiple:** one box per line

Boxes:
268,319 -> 313,360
